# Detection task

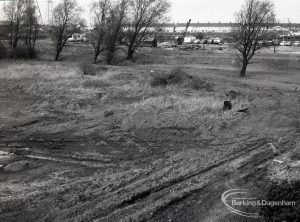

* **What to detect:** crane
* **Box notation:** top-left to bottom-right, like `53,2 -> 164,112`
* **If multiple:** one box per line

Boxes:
177,19 -> 191,45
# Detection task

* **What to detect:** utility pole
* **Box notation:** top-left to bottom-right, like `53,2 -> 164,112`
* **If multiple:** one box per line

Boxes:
47,0 -> 53,24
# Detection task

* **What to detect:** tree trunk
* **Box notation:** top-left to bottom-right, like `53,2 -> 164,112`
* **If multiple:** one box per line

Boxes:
12,36 -> 18,49
93,49 -> 99,64
106,52 -> 114,65
240,59 -> 248,77
127,44 -> 134,60
55,50 -> 60,61
93,54 -> 98,64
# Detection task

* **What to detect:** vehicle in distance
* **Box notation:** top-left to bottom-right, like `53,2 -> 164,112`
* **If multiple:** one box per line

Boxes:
213,38 -> 223,44
158,42 -> 175,48
294,41 -> 300,46
68,33 -> 87,42
280,41 -> 291,46
285,41 -> 292,46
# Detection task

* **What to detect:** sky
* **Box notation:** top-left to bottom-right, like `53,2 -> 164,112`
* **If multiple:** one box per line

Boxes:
169,0 -> 300,23
0,0 -> 299,24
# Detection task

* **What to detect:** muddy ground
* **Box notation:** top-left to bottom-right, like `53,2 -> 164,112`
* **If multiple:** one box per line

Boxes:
0,44 -> 300,221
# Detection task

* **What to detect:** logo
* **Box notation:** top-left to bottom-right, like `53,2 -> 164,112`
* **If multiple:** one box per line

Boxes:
221,189 -> 297,218
221,189 -> 260,218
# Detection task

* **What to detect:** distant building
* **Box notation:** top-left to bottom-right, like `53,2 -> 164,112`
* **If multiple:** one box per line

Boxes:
157,22 -> 300,34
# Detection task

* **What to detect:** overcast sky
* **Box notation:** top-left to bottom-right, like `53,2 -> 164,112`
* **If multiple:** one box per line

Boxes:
0,0 -> 299,23
169,0 -> 300,23
80,0 -> 300,24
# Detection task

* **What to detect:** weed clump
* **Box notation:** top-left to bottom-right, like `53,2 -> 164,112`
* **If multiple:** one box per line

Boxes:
0,41 -> 7,59
9,47 -> 32,59
150,66 -> 213,91
81,63 -> 96,76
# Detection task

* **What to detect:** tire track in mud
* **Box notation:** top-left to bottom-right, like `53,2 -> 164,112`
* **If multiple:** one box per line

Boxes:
0,137 -> 273,222
51,137 -> 270,222
95,139 -> 270,222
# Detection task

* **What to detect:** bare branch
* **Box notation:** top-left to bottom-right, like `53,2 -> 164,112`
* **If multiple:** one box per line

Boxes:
230,0 -> 275,77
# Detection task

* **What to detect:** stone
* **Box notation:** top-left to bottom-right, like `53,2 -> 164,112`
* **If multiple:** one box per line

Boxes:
4,160 -> 34,172
223,101 -> 232,111
104,110 -> 114,118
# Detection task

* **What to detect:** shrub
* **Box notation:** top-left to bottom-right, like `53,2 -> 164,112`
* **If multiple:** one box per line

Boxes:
188,78 -> 213,91
80,63 -> 96,76
167,66 -> 191,84
150,67 -> 190,87
150,75 -> 168,87
150,66 -> 213,91
8,47 -> 30,59
0,41 -> 7,59
260,180 -> 300,221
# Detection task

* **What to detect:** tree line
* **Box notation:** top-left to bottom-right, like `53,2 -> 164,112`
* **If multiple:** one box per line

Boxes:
1,0 -> 276,77
1,0 -> 170,63
2,0 -> 39,59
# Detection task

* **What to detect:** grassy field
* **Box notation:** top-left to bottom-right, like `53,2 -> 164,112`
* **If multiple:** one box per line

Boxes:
0,41 -> 300,221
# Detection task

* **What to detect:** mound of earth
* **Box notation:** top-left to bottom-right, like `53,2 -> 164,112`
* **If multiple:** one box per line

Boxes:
150,67 -> 213,91
4,160 -> 37,172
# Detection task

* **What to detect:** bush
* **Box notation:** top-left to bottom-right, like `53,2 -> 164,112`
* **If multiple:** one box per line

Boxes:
8,47 -> 30,59
150,67 -> 191,87
0,41 -> 7,59
150,66 -> 213,91
80,63 -> 96,76
150,75 -> 168,87
260,180 -> 300,221
187,78 -> 213,91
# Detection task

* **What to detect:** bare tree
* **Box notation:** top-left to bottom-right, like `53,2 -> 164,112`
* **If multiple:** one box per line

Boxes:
104,0 -> 128,64
126,0 -> 170,60
89,0 -> 111,64
23,0 -> 39,59
3,0 -> 25,48
50,0 -> 81,61
231,0 -> 275,77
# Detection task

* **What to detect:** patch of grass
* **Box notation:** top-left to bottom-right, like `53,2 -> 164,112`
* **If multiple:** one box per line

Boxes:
131,95 -> 223,115
83,79 -> 110,88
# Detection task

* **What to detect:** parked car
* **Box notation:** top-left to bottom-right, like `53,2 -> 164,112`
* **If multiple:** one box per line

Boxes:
285,41 -> 292,46
258,40 -> 268,46
193,39 -> 201,44
158,42 -> 174,48
280,41 -> 287,46
213,38 -> 222,44
294,41 -> 300,46
68,33 -> 87,42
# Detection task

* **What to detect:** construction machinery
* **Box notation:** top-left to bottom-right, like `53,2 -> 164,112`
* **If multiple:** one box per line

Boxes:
177,19 -> 191,45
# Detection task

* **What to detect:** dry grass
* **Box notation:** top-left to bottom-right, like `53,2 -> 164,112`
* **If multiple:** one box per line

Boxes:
131,95 -> 222,114
0,58 -> 251,123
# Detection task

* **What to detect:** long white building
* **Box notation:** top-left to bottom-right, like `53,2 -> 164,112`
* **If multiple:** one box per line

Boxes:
159,22 -> 300,33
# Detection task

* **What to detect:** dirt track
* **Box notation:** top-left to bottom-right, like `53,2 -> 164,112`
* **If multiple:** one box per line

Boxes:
1,47 -> 300,221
